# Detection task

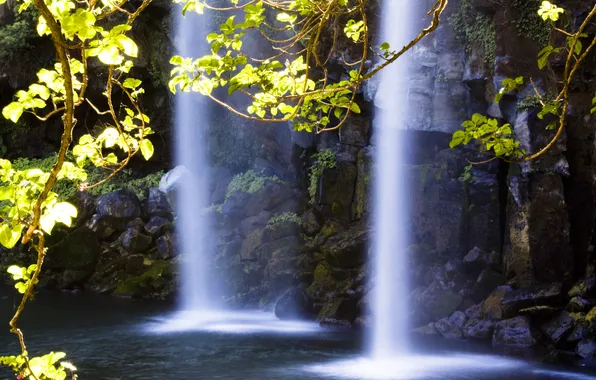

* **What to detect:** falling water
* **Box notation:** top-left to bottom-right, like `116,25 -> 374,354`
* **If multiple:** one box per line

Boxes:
370,0 -> 414,358
173,9 -> 215,312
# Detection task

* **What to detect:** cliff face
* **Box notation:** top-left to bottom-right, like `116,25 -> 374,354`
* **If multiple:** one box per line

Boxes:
1,0 -> 596,361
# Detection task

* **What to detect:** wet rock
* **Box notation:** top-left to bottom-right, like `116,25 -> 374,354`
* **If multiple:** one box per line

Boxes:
320,318 -> 352,329
97,190 -> 142,220
417,281 -> 463,321
492,316 -> 535,348
244,181 -> 294,217
301,209 -> 323,236
221,192 -> 251,220
239,211 -> 271,236
500,283 -> 562,317
576,340 -> 596,359
435,317 -> 462,339
414,323 -> 438,336
471,269 -> 506,302
158,166 -> 188,210
465,304 -> 482,319
566,321 -> 588,344
568,277 -> 596,299
46,227 -> 101,271
518,306 -> 559,318
321,226 -> 368,268
263,221 -> 299,241
206,167 -> 232,204
121,228 -> 152,254
540,311 -> 575,344
240,229 -> 265,260
275,288 -> 312,320
339,115 -> 370,147
463,319 -> 495,340
462,247 -> 499,275
482,285 -> 512,320
126,217 -> 146,232
144,216 -> 172,237
449,311 -> 468,331
567,297 -> 590,312
319,161 -> 358,221
85,214 -> 117,239
143,187 -> 172,217
156,232 -> 176,259
318,298 -> 358,323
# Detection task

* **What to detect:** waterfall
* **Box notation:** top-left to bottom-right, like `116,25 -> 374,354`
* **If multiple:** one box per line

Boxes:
369,0 -> 414,357
173,9 -> 216,312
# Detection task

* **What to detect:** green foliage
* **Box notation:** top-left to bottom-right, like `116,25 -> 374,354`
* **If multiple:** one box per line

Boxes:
0,351 -> 77,380
538,1 -> 564,22
308,149 -> 336,204
6,264 -> 38,293
449,113 -> 525,159
459,165 -> 473,184
517,95 -> 543,110
450,0 -> 496,68
267,212 -> 301,228
512,0 -> 551,45
495,76 -> 524,103
225,170 -> 281,200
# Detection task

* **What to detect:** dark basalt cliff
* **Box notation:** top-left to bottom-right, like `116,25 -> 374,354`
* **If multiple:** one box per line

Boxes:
1,0 -> 596,364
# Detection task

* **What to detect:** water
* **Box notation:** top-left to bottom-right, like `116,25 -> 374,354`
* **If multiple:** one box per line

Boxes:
369,0 -> 414,357
173,7 -> 216,311
1,290 -> 595,380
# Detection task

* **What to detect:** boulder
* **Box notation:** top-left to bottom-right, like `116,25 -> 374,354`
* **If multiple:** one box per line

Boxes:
481,285 -> 513,321
500,283 -> 563,317
143,187 -> 172,217
463,319 -> 494,340
321,226 -> 368,268
569,277 -> 596,299
96,190 -> 141,220
274,288 -> 312,320
462,247 -> 499,275
221,192 -> 251,220
144,216 -> 172,237
301,209 -> 323,236
121,228 -> 152,254
492,316 -> 535,348
318,298 -> 358,323
85,214 -> 117,239
576,340 -> 596,359
449,311 -> 468,330
244,181 -> 294,217
416,281 -> 463,321
156,232 -> 176,259
435,317 -> 462,339
338,115 -> 370,147
46,227 -> 101,271
471,269 -> 506,302
239,211 -> 271,236
540,311 -> 575,344
567,297 -> 590,312
158,165 -> 189,209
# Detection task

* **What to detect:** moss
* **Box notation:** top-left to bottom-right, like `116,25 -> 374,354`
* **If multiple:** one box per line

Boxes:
308,149 -> 337,204
449,0 -> 496,70
517,96 -> 543,110
225,169 -> 282,200
320,221 -> 340,238
331,201 -> 343,216
113,260 -> 174,298
266,212 -> 301,228
512,0 -> 551,46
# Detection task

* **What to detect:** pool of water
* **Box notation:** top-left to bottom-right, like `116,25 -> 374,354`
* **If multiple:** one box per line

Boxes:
1,288 -> 596,380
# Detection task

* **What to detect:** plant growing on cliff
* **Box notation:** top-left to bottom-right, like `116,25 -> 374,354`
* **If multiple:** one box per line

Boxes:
0,0 -> 156,375
308,149 -> 336,204
168,0 -> 448,134
450,1 -> 596,164
225,169 -> 281,200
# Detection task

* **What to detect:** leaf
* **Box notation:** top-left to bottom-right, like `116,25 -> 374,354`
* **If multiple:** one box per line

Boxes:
115,35 -> 139,57
0,224 -> 22,249
98,45 -> 123,65
450,130 -> 467,148
380,42 -> 390,51
140,139 -> 154,160
2,102 -> 24,123
7,265 -> 24,280
52,202 -> 78,226
122,78 -> 142,89
350,102 -> 361,114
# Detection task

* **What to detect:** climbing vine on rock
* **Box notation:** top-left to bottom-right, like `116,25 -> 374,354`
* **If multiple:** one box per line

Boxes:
308,149 -> 336,204
0,0 -> 155,375
450,1 -> 596,163
169,0 -> 448,133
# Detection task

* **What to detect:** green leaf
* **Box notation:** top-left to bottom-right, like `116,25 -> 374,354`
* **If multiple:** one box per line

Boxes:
140,139 -> 154,160
2,102 -> 24,123
350,102 -> 361,114
122,78 -> 142,89
115,35 -> 139,57
0,224 -> 22,249
450,130 -> 467,148
98,45 -> 123,65
380,42 -> 390,51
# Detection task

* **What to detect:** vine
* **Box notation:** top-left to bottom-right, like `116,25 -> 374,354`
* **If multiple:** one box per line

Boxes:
308,149 -> 336,204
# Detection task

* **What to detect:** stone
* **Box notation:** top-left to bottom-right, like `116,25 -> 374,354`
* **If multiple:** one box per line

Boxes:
321,226 -> 368,268
464,304 -> 482,319
540,311 -> 575,344
46,227 -> 101,271
143,187 -> 172,217
85,214 -> 117,239
121,228 -> 152,254
158,165 -> 189,210
320,318 -> 352,329
126,217 -> 146,232
352,147 -> 373,221
416,281 -> 463,321
253,158 -> 287,179
500,283 -> 563,317
96,190 -> 141,220
244,181 -> 294,217
240,229 -> 265,260
71,191 -> 96,226
481,285 -> 513,321
221,191 -> 251,221
471,269 -> 506,302
449,311 -> 468,331
435,317 -> 462,339
144,216 -> 172,237
463,319 -> 495,340
301,209 -> 323,236
339,115 -> 370,147
569,277 -> 596,299
492,316 -> 535,348
576,340 -> 596,359
239,211 -> 271,236
567,297 -> 590,312
462,247 -> 499,275
274,288 -> 312,320
156,232 -> 176,259
263,221 -> 299,242
414,323 -> 438,336
317,298 -> 358,323
318,161 -> 358,221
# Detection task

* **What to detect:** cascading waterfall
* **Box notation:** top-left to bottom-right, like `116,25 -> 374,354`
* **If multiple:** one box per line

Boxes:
173,9 -> 215,312
369,0 -> 414,358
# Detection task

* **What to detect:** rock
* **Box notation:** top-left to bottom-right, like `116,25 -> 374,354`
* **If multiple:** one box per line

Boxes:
85,214 -> 117,239
318,298 -> 358,323
97,190 -> 142,220
244,181 -> 294,217
206,167 -> 232,204
518,306 -> 559,318
113,260 -> 175,299
239,211 -> 271,236
159,165 -> 189,210
126,217 -> 146,232
435,317 -> 462,339
301,209 -> 323,236
449,311 -> 468,331
240,229 -> 265,260
567,297 -> 590,312
471,269 -> 506,302
320,318 -> 352,329
253,158 -> 287,179
463,319 -> 494,340
156,232 -> 176,259
263,221 -> 299,241
352,147 -> 373,221
274,288 -> 312,320
143,187 -> 172,217
465,304 -> 482,319
46,227 -> 101,271
339,115 -> 370,147
462,247 -> 499,275
540,311 -> 575,344
482,285 -> 513,320
414,323 -> 438,336
566,320 -> 588,344
500,283 -> 563,317
321,226 -> 368,268
576,340 -> 596,359
586,307 -> 596,330
121,229 -> 152,254
144,216 -> 172,237
318,161 -> 358,221
416,281 -> 463,321
221,192 -> 251,220
492,316 -> 535,348
569,277 -> 596,299
71,192 -> 96,226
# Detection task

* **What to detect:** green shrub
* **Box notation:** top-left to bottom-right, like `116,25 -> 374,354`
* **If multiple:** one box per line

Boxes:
449,0 -> 496,69
308,149 -> 336,204
225,170 -> 282,200
267,212 -> 301,228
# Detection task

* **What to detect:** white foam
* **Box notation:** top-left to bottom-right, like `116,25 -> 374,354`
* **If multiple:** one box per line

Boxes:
304,354 -> 526,379
142,310 -> 321,335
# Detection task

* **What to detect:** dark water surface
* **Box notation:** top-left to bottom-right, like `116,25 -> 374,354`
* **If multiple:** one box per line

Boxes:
1,288 -> 596,380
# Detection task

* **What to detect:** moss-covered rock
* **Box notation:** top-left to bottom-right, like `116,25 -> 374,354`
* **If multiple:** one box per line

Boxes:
113,260 -> 176,299
45,227 -> 101,272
